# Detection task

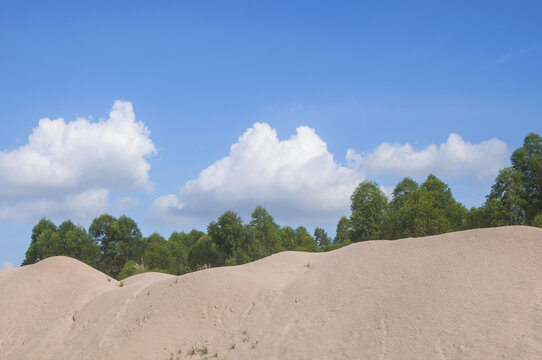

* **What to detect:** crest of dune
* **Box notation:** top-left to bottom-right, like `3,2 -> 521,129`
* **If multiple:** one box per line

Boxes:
1,226 -> 542,359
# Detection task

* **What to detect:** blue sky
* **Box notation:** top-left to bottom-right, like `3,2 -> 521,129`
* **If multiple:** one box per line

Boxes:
1,0 -> 541,268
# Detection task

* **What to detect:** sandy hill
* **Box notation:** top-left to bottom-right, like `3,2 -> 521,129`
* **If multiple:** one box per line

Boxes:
1,226 -> 542,359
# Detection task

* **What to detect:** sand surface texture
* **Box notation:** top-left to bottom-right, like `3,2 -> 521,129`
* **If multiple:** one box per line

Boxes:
1,226 -> 542,359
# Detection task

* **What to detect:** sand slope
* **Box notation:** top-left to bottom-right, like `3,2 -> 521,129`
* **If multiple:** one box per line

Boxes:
1,226 -> 542,359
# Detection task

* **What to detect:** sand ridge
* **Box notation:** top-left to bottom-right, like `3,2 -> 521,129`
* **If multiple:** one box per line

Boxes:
1,226 -> 542,359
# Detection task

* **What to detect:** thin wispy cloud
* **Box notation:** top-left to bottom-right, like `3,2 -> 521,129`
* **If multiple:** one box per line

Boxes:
494,42 -> 542,64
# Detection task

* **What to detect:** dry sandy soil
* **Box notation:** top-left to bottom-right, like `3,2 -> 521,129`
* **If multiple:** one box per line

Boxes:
1,226 -> 542,359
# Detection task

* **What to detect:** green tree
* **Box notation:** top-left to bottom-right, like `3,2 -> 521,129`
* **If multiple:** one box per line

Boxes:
22,219 -> 57,265
31,218 -> 57,244
412,174 -> 467,236
118,260 -> 147,280
279,226 -> 297,251
511,132 -> 542,222
294,226 -> 319,252
247,206 -> 280,260
58,220 -> 100,267
116,215 -> 145,267
188,235 -> 218,270
349,181 -> 388,242
75,230 -> 101,268
22,219 -> 99,267
388,178 -> 419,239
277,225 -> 319,252
466,206 -> 489,229
314,227 -> 331,250
484,167 -> 526,226
143,233 -> 172,272
33,229 -> 63,260
89,214 -> 118,275
57,220 -> 78,256
168,230 -> 203,275
533,213 -> 542,228
207,210 -> 249,265
89,214 -> 143,278
333,216 -> 352,246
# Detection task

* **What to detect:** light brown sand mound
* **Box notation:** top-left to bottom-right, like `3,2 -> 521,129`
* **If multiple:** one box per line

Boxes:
1,226 -> 542,359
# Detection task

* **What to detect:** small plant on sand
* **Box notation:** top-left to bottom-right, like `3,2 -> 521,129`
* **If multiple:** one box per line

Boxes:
195,263 -> 211,271
188,344 -> 208,357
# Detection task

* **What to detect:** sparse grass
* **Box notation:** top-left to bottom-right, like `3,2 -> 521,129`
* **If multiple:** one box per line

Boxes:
188,344 -> 208,357
195,263 -> 211,271
117,280 -> 124,287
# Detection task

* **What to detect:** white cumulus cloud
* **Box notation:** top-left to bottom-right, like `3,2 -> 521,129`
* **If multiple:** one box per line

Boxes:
0,101 -> 156,221
149,123 -> 362,225
346,133 -> 508,181
150,128 -> 508,226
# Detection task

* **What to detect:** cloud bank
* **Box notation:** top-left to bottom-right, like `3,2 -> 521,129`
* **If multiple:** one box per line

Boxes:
0,101 -> 156,221
149,123 -> 362,225
346,133 -> 508,181
150,127 -> 508,226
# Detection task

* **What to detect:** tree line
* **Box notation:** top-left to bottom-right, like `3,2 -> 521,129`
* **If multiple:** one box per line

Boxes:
21,207 -> 324,279
21,132 -> 542,279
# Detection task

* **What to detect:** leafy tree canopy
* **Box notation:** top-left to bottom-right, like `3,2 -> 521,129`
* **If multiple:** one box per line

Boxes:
188,235 -> 218,270
334,216 -> 352,246
511,132 -> 542,221
314,227 -> 331,250
349,181 -> 388,242
207,210 -> 248,265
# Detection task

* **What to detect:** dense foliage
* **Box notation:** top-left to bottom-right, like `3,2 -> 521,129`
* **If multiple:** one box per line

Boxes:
21,133 -> 542,278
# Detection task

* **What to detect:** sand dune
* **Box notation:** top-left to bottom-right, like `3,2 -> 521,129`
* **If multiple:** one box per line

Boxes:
1,226 -> 542,359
